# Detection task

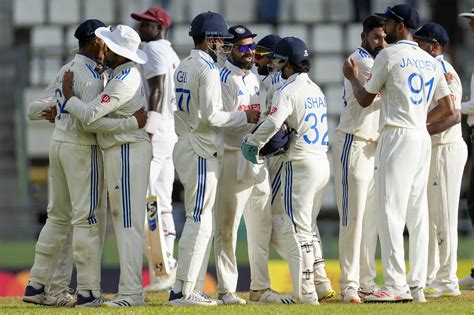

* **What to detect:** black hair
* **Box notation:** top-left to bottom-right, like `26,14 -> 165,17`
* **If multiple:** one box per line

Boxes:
193,36 -> 205,46
78,37 -> 95,49
290,60 -> 311,74
362,15 -> 385,33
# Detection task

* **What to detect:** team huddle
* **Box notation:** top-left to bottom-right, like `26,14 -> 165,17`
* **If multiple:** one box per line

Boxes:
21,2 -> 474,308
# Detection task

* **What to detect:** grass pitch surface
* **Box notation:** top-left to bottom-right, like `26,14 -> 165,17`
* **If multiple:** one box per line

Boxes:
1,291 -> 474,315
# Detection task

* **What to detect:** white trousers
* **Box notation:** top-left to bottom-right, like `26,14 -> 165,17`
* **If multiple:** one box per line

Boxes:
427,139 -> 467,285
173,138 -> 220,294
332,131 -> 378,290
267,155 -> 289,260
148,129 -> 177,273
29,141 -> 103,293
105,141 -> 151,295
375,127 -> 430,290
281,157 -> 330,299
214,150 -> 272,293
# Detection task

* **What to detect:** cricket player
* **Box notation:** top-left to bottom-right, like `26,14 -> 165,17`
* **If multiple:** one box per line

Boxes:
213,25 -> 286,305
167,12 -> 260,306
23,20 -> 145,308
242,37 -> 330,304
413,22 -> 467,297
458,8 -> 474,291
131,6 -> 180,292
62,25 -> 152,307
334,15 -> 386,303
343,4 -> 454,303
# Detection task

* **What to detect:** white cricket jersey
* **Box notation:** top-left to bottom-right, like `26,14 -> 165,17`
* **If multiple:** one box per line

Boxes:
365,40 -> 451,130
461,73 -> 474,127
28,54 -> 137,145
429,55 -> 462,145
248,72 -> 328,160
220,60 -> 261,150
65,61 -> 149,150
173,49 -> 248,159
259,72 -> 284,111
140,39 -> 180,121
338,47 -> 381,141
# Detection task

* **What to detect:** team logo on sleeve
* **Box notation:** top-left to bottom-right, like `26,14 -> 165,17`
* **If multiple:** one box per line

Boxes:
269,106 -> 278,115
101,94 -> 111,104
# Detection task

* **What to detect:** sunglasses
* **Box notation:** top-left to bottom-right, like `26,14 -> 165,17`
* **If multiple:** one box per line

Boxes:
234,43 -> 256,54
254,51 -> 271,61
384,7 -> 405,22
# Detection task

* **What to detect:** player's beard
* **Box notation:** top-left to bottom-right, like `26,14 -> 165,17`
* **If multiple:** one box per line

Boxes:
257,63 -> 269,75
385,32 -> 396,44
231,54 -> 254,70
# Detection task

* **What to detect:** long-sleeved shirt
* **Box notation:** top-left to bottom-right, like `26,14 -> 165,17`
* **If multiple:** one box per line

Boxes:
338,47 -> 381,141
220,59 -> 260,150
247,72 -> 328,161
28,54 -> 138,146
173,49 -> 248,158
430,54 -> 462,145
65,61 -> 149,150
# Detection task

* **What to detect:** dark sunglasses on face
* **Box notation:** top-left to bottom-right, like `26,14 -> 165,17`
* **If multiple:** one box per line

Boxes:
254,51 -> 271,61
234,43 -> 256,54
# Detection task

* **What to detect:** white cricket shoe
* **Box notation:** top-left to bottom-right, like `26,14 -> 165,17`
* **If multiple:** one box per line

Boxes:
459,269 -> 474,290
363,287 -> 413,303
22,284 -> 46,305
44,290 -> 76,307
217,292 -> 246,305
410,287 -> 426,303
144,267 -> 177,293
167,290 -> 218,306
102,293 -> 146,307
76,292 -> 108,307
315,282 -> 336,300
341,287 -> 361,304
249,288 -> 294,304
424,283 -> 461,298
358,284 -> 381,298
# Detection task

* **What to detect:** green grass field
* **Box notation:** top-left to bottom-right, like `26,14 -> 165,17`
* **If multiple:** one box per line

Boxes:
1,291 -> 474,314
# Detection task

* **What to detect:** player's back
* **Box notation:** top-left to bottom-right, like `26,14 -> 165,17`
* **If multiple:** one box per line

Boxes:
275,72 -> 328,160
51,54 -> 105,145
367,40 -> 448,130
95,62 -> 149,149
174,49 -> 224,158
338,48 -> 380,141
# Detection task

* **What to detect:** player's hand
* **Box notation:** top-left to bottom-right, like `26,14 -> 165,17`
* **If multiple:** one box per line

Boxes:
62,70 -> 75,100
343,58 -> 358,80
133,107 -> 148,128
245,109 -> 261,124
444,72 -> 453,85
41,106 -> 57,123
241,139 -> 259,164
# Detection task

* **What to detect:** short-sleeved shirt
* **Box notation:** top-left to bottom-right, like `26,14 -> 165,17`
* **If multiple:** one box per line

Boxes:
365,40 -> 451,131
140,39 -> 180,121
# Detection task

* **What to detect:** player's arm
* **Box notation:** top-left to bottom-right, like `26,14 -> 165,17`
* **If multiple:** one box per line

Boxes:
343,58 -> 377,107
62,70 -> 133,124
144,75 -> 165,135
461,73 -> 474,115
427,74 -> 455,124
27,78 -> 56,121
82,108 -> 147,133
199,67 -> 259,126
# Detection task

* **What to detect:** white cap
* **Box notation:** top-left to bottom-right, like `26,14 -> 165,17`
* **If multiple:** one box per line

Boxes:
95,25 -> 147,64
459,8 -> 474,18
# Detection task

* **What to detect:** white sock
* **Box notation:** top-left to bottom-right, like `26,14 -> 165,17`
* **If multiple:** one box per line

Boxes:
173,279 -> 183,294
78,290 -> 91,297
29,281 -> 43,290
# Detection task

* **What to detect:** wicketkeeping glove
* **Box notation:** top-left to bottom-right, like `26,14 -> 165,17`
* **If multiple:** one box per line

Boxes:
241,136 -> 260,164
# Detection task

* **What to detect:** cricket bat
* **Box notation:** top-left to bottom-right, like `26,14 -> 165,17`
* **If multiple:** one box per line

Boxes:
145,195 -> 170,276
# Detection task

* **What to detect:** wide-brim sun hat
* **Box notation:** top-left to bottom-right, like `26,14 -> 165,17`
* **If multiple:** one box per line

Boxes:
460,8 -> 474,18
95,25 -> 148,64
